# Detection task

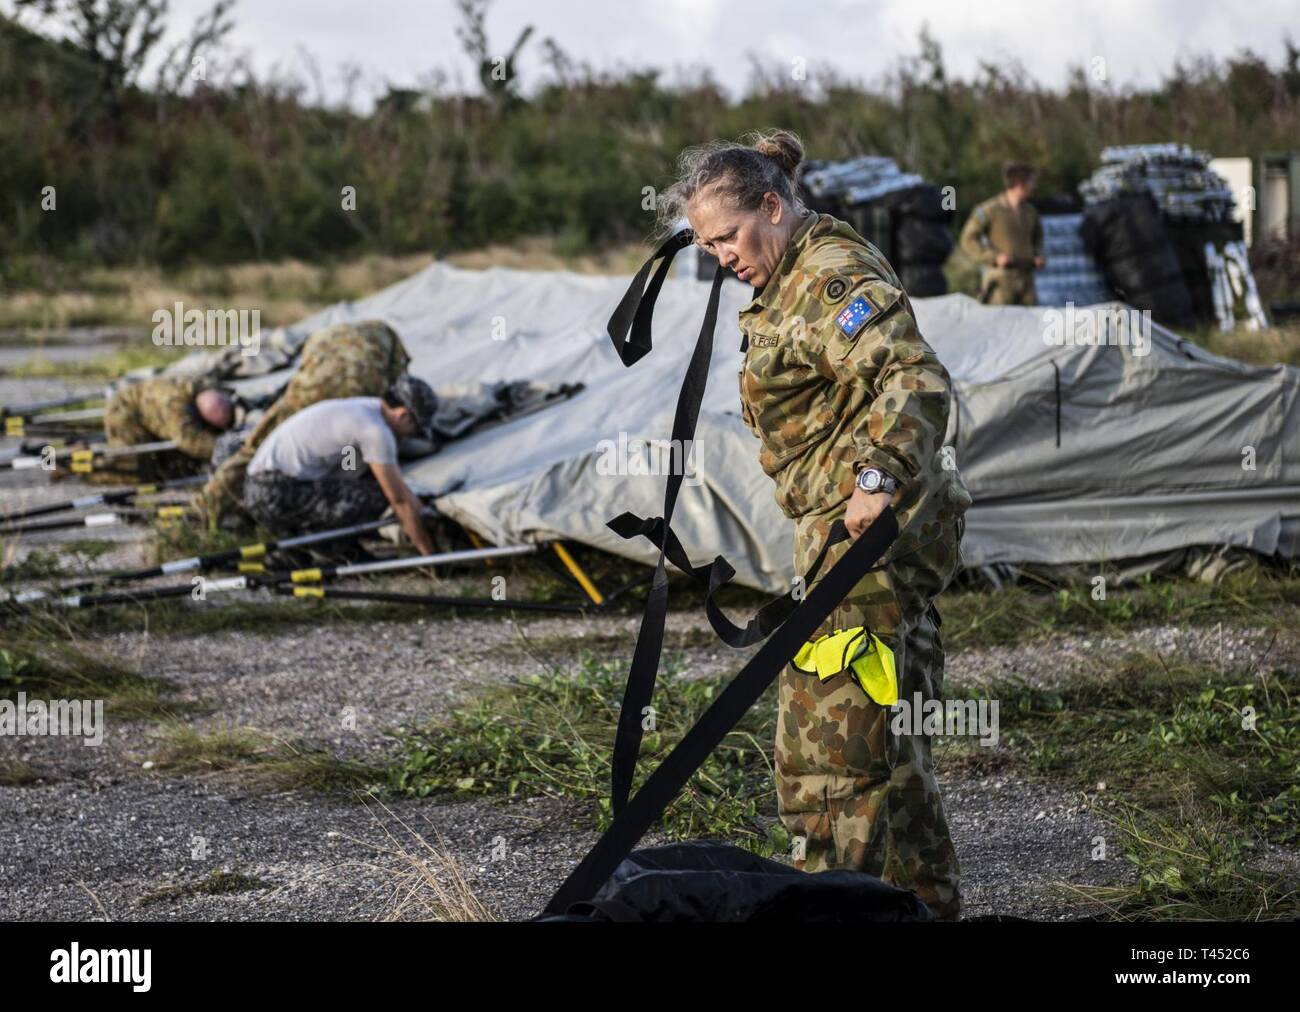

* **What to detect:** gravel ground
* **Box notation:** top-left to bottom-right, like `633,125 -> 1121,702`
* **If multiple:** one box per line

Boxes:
0,768 -> 1140,922
11,609 -> 1297,922
947,621 -> 1299,690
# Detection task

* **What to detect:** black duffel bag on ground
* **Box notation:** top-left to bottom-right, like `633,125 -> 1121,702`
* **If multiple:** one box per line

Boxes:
534,841 -> 935,923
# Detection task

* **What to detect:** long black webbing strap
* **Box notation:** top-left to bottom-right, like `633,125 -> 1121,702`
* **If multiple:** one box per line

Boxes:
540,231 -> 899,915
543,508 -> 895,915
604,232 -> 726,815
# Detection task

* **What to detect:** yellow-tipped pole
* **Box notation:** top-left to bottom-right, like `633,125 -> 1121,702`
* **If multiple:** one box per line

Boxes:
551,542 -> 603,606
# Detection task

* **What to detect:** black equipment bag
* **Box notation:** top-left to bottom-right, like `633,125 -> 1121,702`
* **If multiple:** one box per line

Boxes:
535,842 -> 934,922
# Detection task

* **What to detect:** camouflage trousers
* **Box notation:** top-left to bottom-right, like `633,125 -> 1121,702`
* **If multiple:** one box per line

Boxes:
978,267 -> 1037,306
776,508 -> 964,920
243,470 -> 389,537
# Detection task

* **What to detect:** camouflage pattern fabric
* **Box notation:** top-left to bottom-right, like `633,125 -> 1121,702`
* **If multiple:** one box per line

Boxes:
196,320 -> 410,524
105,376 -> 222,460
959,192 -> 1043,267
242,470 -> 389,537
96,376 -> 224,483
959,193 -> 1042,307
780,508 -> 964,919
736,211 -> 970,920
736,212 -> 972,567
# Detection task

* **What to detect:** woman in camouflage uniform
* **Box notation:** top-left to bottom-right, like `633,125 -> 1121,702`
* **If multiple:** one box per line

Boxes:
664,131 -> 973,920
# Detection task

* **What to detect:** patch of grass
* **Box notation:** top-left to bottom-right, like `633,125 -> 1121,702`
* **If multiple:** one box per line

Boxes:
144,518 -> 250,567
358,800 -> 499,922
0,619 -> 175,719
525,625 -> 721,661
1064,794 -> 1297,921
389,650 -> 784,853
938,563 -> 1300,651
940,657 -> 1300,920
0,245 -> 644,333
149,722 -> 384,796
0,758 -> 40,786
3,344 -> 184,379
137,869 -> 272,908
1180,318 -> 1300,368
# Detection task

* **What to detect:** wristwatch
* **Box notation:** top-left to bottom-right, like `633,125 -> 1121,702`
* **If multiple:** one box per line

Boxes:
856,467 -> 900,496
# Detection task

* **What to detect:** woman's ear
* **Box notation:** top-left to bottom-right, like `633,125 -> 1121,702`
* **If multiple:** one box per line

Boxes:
764,191 -> 783,223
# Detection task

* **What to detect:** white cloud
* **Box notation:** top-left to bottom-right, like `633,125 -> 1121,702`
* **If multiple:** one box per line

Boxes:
150,0 -> 1299,106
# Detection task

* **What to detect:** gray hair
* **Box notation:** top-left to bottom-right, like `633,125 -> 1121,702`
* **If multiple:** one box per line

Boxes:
656,129 -> 807,239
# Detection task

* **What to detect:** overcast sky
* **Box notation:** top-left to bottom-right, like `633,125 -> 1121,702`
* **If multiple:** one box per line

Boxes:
28,0 -> 1300,104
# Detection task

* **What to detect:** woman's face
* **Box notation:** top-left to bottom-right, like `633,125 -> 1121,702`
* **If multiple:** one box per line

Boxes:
687,187 -> 796,289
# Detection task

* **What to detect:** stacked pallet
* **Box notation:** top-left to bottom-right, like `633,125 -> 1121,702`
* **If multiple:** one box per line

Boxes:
1081,144 -> 1267,329
800,156 -> 953,296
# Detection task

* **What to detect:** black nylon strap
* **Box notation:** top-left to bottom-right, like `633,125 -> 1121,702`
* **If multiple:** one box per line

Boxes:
607,235 -> 725,814
606,229 -> 695,367
606,509 -> 857,649
543,506 -> 898,915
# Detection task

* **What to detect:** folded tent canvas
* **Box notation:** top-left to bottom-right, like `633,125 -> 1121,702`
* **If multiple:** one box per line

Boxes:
188,259 -> 1300,593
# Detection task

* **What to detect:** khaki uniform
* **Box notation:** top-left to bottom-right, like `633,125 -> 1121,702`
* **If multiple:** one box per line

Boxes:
101,376 -> 223,481
959,192 -> 1043,306
195,320 -> 410,523
737,211 -> 972,920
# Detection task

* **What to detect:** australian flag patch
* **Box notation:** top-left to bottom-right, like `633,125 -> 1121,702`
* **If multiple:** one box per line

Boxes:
835,295 -> 875,338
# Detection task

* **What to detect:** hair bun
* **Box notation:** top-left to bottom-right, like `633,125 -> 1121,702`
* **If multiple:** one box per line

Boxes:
751,130 -> 804,176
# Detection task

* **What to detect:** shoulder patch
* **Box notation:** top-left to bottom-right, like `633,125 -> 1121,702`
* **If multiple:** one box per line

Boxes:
815,274 -> 852,305
835,295 -> 878,338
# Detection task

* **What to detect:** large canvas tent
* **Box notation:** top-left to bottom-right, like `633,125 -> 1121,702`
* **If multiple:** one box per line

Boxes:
185,261 -> 1300,594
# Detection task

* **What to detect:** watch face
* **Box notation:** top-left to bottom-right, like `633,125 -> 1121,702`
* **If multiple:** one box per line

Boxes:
860,469 -> 880,491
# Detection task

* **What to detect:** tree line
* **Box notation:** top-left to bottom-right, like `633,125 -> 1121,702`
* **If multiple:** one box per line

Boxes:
2,1 -> 1298,285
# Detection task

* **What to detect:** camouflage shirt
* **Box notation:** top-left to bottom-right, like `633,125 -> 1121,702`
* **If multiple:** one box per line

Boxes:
736,211 -> 972,565
105,376 -> 222,461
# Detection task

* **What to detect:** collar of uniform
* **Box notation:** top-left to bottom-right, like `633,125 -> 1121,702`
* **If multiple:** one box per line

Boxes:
741,210 -> 821,316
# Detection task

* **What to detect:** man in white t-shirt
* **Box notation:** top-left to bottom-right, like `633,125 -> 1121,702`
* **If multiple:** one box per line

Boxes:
242,375 -> 437,555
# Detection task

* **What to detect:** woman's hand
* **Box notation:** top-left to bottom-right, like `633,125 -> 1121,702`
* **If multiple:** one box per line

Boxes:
844,486 -> 895,540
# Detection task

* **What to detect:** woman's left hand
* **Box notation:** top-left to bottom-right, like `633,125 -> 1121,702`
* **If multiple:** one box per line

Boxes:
844,487 -> 895,540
